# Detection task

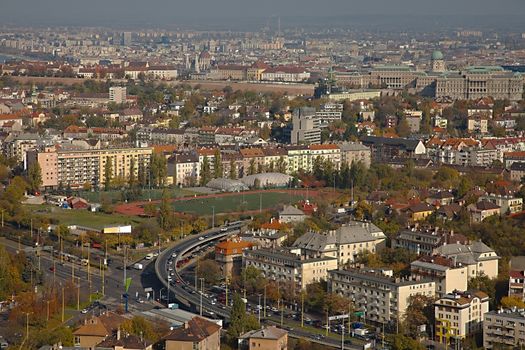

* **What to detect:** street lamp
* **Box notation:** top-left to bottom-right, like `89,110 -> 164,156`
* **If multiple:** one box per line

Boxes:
199,278 -> 205,316
159,287 -> 166,302
211,206 -> 215,228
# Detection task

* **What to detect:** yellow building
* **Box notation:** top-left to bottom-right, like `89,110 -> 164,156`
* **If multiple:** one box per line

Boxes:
435,291 -> 489,348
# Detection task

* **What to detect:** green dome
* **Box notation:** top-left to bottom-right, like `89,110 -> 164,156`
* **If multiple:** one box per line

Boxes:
432,50 -> 444,60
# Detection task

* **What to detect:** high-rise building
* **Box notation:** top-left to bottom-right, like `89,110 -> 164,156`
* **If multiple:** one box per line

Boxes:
121,32 -> 132,46
290,108 -> 321,145
109,86 -> 127,104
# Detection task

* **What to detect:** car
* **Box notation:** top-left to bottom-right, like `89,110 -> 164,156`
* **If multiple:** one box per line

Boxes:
136,298 -> 145,304
220,227 -> 228,232
198,237 -> 204,241
81,308 -> 88,314
210,300 -> 216,305
176,279 -> 181,283
49,266 -> 55,272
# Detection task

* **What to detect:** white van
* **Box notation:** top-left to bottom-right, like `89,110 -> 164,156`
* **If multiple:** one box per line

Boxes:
133,263 -> 143,270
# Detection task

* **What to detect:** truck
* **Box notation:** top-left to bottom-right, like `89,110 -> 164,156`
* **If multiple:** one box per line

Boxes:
133,263 -> 143,270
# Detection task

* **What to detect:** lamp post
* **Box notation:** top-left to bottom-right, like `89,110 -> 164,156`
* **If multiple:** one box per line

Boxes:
212,206 -> 215,228
199,278 -> 205,316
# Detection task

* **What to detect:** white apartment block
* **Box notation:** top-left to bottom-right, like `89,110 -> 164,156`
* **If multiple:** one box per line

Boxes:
329,268 -> 435,324
243,248 -> 338,290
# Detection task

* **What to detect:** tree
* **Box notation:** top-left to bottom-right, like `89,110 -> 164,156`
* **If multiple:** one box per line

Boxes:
158,191 -> 174,230
388,334 -> 425,350
248,159 -> 256,176
150,153 -> 167,187
500,296 -> 525,309
259,125 -> 271,140
228,293 -> 259,338
200,157 -> 211,186
276,156 -> 287,174
128,157 -> 136,188
27,162 -> 43,193
403,294 -> 435,338
104,157 -> 113,191
229,159 -> 237,179
213,149 -> 223,178
396,117 -> 411,137
120,316 -> 163,342
197,259 -> 221,285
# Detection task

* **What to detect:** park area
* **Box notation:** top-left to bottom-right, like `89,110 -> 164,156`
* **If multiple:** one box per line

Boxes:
29,204 -> 152,230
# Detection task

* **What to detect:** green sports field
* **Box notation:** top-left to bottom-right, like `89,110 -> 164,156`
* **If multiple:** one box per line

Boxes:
172,191 -> 305,215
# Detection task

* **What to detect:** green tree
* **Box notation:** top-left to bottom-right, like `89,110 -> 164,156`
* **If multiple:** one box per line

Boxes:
229,159 -> 237,179
276,156 -> 287,174
128,157 -> 136,188
213,149 -> 223,178
104,157 -> 113,191
200,157 -> 211,186
150,153 -> 167,187
388,334 -> 425,350
228,293 -> 259,338
248,159 -> 256,175
158,191 -> 174,230
27,162 -> 43,193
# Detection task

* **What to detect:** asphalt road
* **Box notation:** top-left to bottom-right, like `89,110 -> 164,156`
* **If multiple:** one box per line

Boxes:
153,225 -> 368,350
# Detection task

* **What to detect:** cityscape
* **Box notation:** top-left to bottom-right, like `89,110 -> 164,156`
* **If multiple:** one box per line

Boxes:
1,1 -> 525,350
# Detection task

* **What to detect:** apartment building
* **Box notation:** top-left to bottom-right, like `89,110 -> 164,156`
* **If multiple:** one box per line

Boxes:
393,227 -> 469,256
27,146 -> 152,189
243,248 -> 338,290
479,193 -> 523,215
339,142 -> 371,168
411,255 -> 468,297
168,152 -> 200,187
310,144 -> 341,170
329,268 -> 435,324
109,86 -> 126,104
290,108 -> 321,145
435,291 -> 489,348
292,221 -> 386,265
484,309 -> 525,349
434,241 -> 499,279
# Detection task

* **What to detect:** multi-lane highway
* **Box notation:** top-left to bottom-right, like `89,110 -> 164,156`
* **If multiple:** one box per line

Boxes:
154,223 -> 368,350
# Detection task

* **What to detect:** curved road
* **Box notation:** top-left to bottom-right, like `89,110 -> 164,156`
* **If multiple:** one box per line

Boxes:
154,224 -> 366,350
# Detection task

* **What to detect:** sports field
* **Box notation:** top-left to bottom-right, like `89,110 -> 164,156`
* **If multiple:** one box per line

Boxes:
171,191 -> 305,215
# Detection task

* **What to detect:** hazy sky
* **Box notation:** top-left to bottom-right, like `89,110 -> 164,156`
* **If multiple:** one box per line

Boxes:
2,0 -> 525,27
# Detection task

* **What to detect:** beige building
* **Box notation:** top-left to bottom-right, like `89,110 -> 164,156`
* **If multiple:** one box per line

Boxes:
434,241 -> 499,279
292,221 -> 386,265
484,309 -> 525,349
243,248 -> 338,290
411,255 -> 468,297
27,146 -> 153,189
435,290 -> 489,348
479,193 -> 523,215
163,317 -> 221,350
73,311 -> 126,349
239,326 -> 288,350
338,142 -> 371,168
215,239 -> 253,279
467,116 -> 488,134
329,268 -> 435,324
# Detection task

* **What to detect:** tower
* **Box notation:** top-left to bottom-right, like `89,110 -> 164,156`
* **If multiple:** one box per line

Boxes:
431,50 -> 445,72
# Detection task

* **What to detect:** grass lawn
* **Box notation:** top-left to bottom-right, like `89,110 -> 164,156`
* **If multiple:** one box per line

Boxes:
172,191 -> 305,215
77,187 -> 197,204
30,204 -> 152,230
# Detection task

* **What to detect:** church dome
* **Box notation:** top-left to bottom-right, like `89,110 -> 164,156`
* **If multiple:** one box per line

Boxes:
432,50 -> 444,60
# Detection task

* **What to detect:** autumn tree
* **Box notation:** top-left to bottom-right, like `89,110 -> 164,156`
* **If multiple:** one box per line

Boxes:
104,157 -> 113,191
200,157 -> 211,186
229,159 -> 237,179
128,157 -> 136,188
197,259 -> 221,285
27,162 -> 43,193
213,149 -> 223,178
